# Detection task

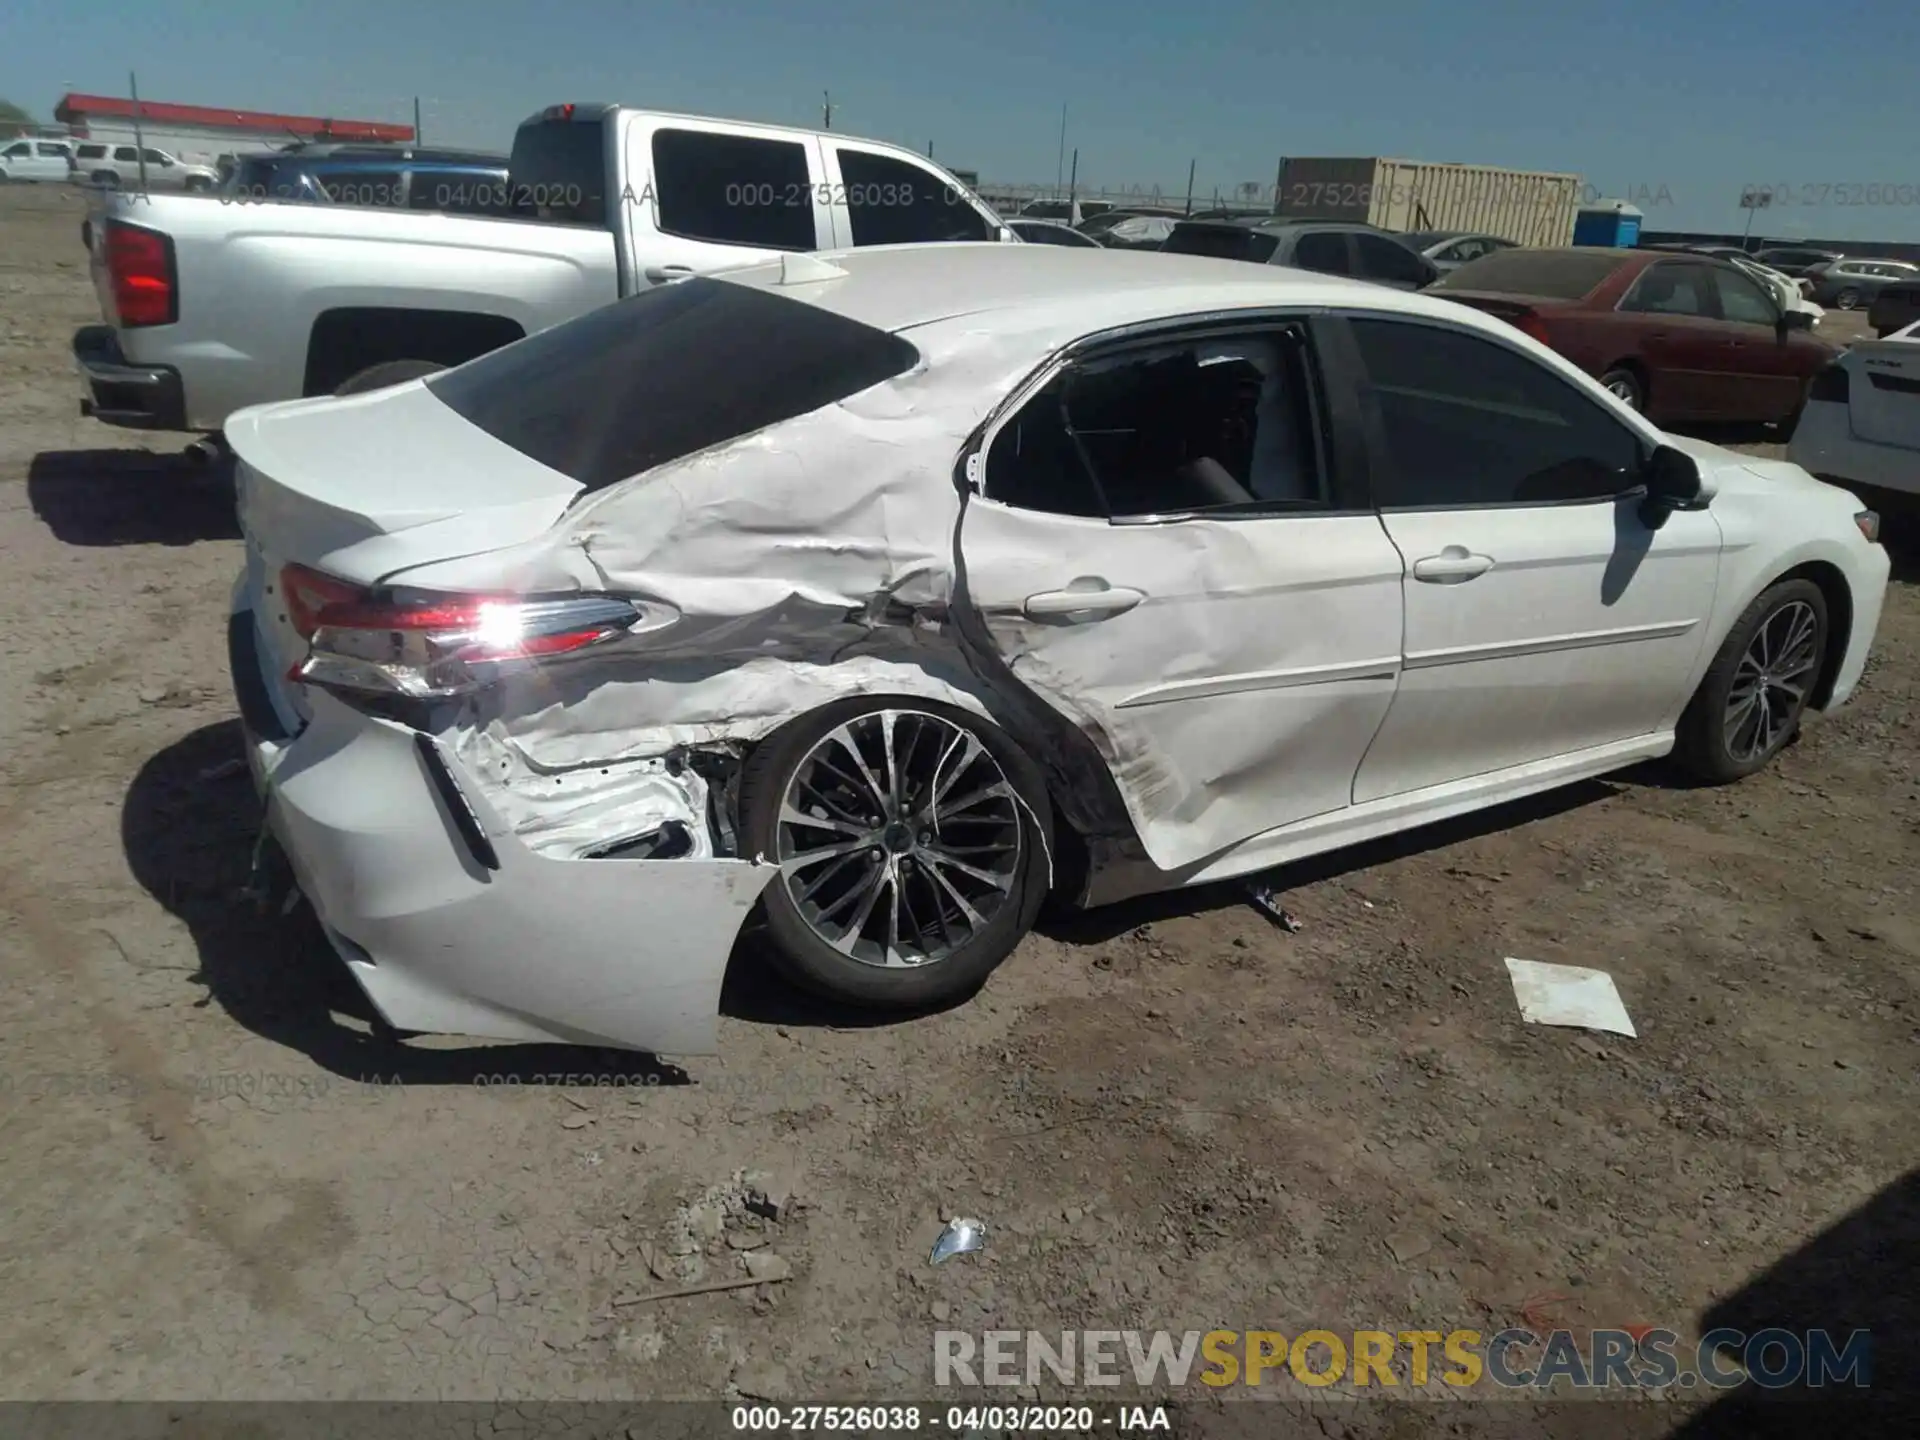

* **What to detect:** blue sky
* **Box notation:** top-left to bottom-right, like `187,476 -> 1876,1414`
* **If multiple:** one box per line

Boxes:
7,0 -> 1920,240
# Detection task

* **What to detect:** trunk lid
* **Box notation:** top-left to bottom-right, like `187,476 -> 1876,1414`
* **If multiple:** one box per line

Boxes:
229,380 -> 584,723
1847,335 -> 1920,449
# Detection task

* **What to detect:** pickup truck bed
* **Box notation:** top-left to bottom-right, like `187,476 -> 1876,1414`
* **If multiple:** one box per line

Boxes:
81,198 -> 617,431
75,103 -> 1011,435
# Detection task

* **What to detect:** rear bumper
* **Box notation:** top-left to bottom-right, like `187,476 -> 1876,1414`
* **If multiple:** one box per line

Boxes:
1789,400 -> 1920,499
227,603 -> 775,1056
74,323 -> 190,432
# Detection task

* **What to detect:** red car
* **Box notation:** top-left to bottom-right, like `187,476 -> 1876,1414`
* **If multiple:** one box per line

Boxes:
1428,247 -> 1838,426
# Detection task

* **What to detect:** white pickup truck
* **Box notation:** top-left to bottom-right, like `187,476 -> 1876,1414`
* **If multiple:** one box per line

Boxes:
74,103 -> 1014,435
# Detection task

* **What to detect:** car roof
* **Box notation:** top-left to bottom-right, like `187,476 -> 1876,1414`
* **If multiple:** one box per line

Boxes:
712,243 -> 1511,350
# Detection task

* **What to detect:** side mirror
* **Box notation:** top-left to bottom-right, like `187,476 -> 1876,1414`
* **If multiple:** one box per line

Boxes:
1640,444 -> 1704,527
1780,308 -> 1814,332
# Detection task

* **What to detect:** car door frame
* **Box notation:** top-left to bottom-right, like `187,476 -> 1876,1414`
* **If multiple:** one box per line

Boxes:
1322,307 -> 1723,802
951,306 -> 1412,878
618,114 -> 836,284
1616,258 -> 1739,420
1703,260 -> 1805,422
815,139 -> 1006,249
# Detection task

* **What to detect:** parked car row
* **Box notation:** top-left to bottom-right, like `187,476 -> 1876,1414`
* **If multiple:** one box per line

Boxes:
1,136 -> 220,190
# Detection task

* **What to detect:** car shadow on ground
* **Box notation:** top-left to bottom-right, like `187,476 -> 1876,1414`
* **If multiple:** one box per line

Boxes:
1663,1166 -> 1916,1437
28,447 -> 239,547
1039,775 -> 1626,945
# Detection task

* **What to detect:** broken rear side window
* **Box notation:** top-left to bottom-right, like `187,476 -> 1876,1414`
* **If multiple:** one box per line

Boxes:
425,278 -> 921,492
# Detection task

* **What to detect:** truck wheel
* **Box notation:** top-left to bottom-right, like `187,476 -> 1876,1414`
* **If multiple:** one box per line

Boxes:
333,360 -> 446,396
736,697 -> 1052,1010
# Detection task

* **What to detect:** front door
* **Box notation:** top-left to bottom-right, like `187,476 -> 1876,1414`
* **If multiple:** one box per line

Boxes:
1706,263 -> 1807,422
621,116 -> 834,285
1618,259 -> 1733,419
1341,314 -> 1722,803
956,318 -> 1406,873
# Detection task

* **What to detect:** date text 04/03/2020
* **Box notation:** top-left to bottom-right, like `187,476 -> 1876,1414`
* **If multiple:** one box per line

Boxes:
728,1404 -> 1173,1431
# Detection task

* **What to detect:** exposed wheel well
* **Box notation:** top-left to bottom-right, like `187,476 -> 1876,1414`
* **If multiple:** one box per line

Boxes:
302,307 -> 524,397
1773,560 -> 1853,709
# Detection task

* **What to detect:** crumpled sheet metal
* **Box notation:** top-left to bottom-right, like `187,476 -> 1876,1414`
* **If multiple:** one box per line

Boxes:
422,327 -> 1059,832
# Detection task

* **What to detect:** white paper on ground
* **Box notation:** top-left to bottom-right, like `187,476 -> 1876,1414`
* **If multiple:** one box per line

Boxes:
1504,957 -> 1637,1038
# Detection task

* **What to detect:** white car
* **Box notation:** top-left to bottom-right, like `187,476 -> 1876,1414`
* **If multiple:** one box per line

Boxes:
226,245 -> 1890,1056
1729,255 -> 1824,327
0,137 -> 74,182
1790,320 -> 1920,497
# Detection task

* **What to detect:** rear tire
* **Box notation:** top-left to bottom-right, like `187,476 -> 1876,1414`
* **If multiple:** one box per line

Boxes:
737,696 -> 1051,1010
333,359 -> 446,396
1835,288 -> 1861,310
1673,579 -> 1828,783
1600,366 -> 1644,412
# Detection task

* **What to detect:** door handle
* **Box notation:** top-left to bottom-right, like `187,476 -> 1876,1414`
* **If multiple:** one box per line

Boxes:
1411,549 -> 1494,583
644,264 -> 694,284
1023,584 -> 1146,619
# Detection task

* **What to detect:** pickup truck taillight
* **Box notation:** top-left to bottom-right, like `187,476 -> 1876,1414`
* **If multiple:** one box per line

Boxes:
104,219 -> 177,328
280,563 -> 642,701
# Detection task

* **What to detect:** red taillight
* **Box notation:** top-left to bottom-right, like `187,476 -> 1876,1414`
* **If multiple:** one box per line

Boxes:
1510,312 -> 1552,345
281,563 -> 365,640
278,563 -> 643,700
104,220 -> 176,328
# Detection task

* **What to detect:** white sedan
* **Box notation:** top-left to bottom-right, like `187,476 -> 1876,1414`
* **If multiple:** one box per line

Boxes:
226,245 -> 1891,1055
1790,319 -> 1920,497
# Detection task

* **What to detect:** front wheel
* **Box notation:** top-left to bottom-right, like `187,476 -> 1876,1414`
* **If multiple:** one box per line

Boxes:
1835,288 -> 1862,310
1674,579 -> 1828,783
737,697 -> 1051,1009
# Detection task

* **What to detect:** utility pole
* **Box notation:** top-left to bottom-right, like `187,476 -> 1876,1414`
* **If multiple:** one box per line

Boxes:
413,96 -> 422,145
129,70 -> 149,193
1055,103 -> 1067,198
1067,147 -> 1078,222
822,91 -> 832,130
1184,158 -> 1196,216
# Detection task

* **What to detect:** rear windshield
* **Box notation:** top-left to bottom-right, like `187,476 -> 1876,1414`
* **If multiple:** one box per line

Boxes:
1431,249 -> 1623,299
504,117 -> 608,225
1162,224 -> 1280,263
426,278 -> 922,492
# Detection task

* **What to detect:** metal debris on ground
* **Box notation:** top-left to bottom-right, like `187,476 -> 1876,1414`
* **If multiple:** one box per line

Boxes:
1504,957 -> 1637,1038
930,1217 -> 987,1265
1246,883 -> 1302,932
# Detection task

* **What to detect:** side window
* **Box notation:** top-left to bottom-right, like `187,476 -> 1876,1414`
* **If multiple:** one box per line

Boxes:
1355,233 -> 1430,285
37,143 -> 69,157
651,129 -> 814,250
2,142 -> 28,158
1621,262 -> 1713,316
113,146 -> 139,162
1713,267 -> 1780,326
836,149 -> 990,245
987,329 -> 1328,519
1292,232 -> 1351,276
77,144 -> 106,160
1350,318 -> 1644,508
142,149 -> 173,167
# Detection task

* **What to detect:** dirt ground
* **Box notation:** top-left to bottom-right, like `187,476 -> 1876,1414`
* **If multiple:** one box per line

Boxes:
0,183 -> 1915,1425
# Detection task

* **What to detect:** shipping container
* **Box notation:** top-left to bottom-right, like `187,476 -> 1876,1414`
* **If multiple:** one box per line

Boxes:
1272,157 -> 1582,247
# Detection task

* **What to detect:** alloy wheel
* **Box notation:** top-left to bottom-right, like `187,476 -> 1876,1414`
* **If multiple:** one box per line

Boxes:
775,709 -> 1024,968
1724,600 -> 1820,763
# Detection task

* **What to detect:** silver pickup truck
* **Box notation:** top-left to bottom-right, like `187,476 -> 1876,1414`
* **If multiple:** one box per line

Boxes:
74,103 -> 1013,435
